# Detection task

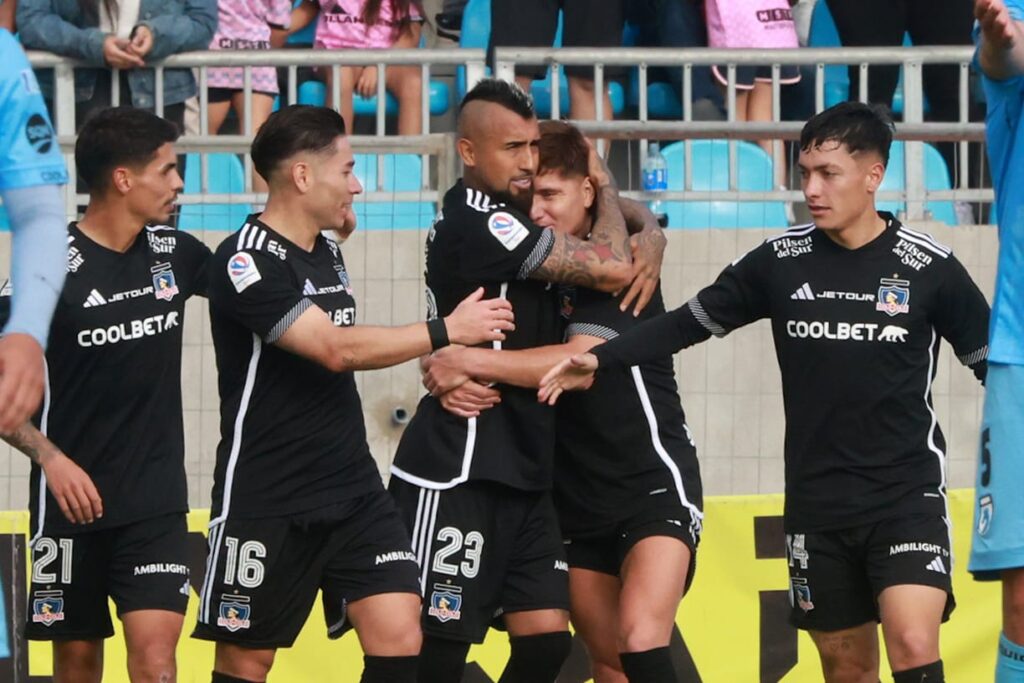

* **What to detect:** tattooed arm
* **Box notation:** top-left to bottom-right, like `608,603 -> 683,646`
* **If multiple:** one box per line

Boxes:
4,424 -> 103,524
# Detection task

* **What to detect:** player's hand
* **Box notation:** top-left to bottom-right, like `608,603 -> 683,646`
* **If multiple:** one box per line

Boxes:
977,0 -> 1017,49
0,334 -> 45,436
438,380 -> 501,418
128,25 -> 154,58
444,287 -> 515,346
586,138 -> 614,189
423,346 -> 471,396
619,226 -> 666,316
102,35 -> 145,69
355,65 -> 379,99
537,352 -> 598,405
42,453 -> 103,525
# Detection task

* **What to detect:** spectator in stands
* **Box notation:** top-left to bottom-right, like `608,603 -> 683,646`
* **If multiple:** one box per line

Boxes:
0,0 -> 15,32
290,0 -> 425,135
824,0 -> 976,191
16,0 -> 217,137
208,0 -> 292,192
490,0 -> 625,121
706,0 -> 801,185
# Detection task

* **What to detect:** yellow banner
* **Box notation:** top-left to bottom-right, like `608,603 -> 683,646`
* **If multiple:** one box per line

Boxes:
4,489 -> 999,681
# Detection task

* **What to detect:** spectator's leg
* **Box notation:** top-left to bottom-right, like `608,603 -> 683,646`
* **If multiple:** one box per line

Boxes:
563,0 -> 625,122
207,100 -> 233,136
489,0 -> 557,86
657,0 -> 722,114
324,66 -> 357,135
747,81 -> 786,185
232,91 -> 275,192
824,0 -> 905,107
386,65 -> 424,135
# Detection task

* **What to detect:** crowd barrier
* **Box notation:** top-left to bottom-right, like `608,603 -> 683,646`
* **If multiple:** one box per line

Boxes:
0,489 -> 999,682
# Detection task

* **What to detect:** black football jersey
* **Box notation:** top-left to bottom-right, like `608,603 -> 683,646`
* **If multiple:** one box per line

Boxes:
206,216 -> 381,523
592,214 -> 990,532
0,223 -> 210,536
390,180 -> 561,492
554,284 -> 704,539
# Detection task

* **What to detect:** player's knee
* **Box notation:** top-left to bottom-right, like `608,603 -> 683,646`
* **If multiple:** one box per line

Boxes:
53,642 -> 103,683
617,615 -> 671,654
128,651 -> 176,683
214,646 -> 274,682
885,628 -> 938,669
589,659 -> 628,683
504,631 -> 572,681
819,650 -> 877,683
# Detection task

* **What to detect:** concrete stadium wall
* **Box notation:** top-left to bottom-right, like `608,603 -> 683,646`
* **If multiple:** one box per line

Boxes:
0,221 -> 997,510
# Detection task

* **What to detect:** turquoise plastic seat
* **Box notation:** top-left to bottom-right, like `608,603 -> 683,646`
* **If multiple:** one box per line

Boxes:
660,140 -> 789,229
353,153 -> 436,230
0,205 -> 9,231
878,141 -> 957,225
456,0 -> 623,118
178,153 -> 252,231
808,2 -> 925,115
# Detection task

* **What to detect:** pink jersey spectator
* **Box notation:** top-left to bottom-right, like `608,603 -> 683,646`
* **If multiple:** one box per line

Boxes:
314,0 -> 423,51
208,0 -> 292,93
705,0 -> 799,50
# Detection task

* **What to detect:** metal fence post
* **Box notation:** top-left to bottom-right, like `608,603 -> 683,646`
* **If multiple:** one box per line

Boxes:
52,61 -> 77,219
902,59 -> 926,221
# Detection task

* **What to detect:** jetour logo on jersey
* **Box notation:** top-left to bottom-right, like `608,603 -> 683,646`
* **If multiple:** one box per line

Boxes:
77,311 -> 180,347
876,278 -> 910,316
488,212 -> 529,251
785,320 -> 909,344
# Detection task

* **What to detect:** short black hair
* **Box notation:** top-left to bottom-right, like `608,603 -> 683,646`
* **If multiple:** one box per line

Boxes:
458,78 -> 535,120
800,101 -> 895,166
75,107 -> 180,193
251,105 -> 347,181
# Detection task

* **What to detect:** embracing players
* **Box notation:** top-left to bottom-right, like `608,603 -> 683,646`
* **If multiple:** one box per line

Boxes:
2,107 -> 209,683
192,104 -> 514,683
541,102 -> 991,683
420,120 -> 698,683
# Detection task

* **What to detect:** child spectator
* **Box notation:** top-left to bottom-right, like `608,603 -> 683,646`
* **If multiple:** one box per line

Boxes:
208,0 -> 292,191
291,0 -> 425,134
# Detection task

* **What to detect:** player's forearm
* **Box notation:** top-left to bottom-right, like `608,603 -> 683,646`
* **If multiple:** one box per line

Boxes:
588,184 -> 632,275
461,345 -> 580,389
329,323 -> 434,372
592,304 -> 711,369
980,18 -> 1024,79
3,422 -> 63,466
619,197 -> 658,236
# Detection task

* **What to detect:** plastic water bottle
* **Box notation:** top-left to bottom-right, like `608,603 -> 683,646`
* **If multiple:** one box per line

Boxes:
642,142 -> 668,225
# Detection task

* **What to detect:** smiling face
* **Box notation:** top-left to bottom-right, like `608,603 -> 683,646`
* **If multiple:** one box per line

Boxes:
798,138 -> 885,232
122,142 -> 183,225
458,100 -> 540,213
530,170 -> 594,239
304,136 -> 363,231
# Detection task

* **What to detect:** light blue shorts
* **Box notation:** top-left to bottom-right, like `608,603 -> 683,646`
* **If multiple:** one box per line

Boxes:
969,363 -> 1024,580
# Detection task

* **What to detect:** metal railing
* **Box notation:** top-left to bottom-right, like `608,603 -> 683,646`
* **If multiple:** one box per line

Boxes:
26,45 -> 990,224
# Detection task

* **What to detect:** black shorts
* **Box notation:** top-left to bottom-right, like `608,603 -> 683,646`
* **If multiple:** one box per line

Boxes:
207,87 -> 277,103
488,0 -> 626,79
192,491 -> 420,649
26,513 -> 189,641
389,479 -> 570,644
563,502 -> 701,593
787,514 -> 956,632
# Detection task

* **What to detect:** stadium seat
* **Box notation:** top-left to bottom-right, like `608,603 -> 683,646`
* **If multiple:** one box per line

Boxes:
877,141 -> 957,225
660,140 -> 789,229
808,2 -> 926,115
178,153 -> 252,232
456,0 -> 624,118
0,205 -> 9,232
353,153 -> 436,230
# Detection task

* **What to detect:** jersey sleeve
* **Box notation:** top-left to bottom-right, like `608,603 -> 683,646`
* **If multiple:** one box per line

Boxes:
209,248 -> 309,343
0,279 -> 10,330
454,204 -> 555,283
932,255 -> 990,381
591,242 -> 773,369
566,286 -> 659,341
176,232 -> 213,298
0,32 -> 68,191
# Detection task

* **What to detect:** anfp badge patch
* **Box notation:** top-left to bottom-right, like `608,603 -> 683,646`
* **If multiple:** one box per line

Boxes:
427,583 -> 463,623
217,595 -> 252,632
487,212 -> 529,251
32,590 -> 65,626
876,278 -> 910,316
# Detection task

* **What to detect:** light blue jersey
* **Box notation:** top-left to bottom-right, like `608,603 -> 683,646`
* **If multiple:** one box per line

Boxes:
976,1 -> 1024,365
0,29 -> 67,191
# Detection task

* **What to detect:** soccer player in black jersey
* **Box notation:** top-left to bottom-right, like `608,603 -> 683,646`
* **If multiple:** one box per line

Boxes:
0,108 -> 209,683
388,80 -> 667,683
421,120 -> 699,683
191,105 -> 514,683
541,103 -> 991,683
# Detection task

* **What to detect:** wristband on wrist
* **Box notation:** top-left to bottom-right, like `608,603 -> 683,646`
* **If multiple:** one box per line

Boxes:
427,317 -> 450,351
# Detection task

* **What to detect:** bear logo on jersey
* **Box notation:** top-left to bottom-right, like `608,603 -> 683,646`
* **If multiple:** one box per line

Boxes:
217,596 -> 252,632
428,584 -> 463,623
876,278 -> 910,316
31,590 -> 65,626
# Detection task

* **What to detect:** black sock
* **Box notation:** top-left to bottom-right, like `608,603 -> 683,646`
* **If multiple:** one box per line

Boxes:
893,660 -> 944,683
360,654 -> 418,683
212,673 -> 261,683
620,647 -> 677,683
498,631 -> 572,683
418,635 -> 471,683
